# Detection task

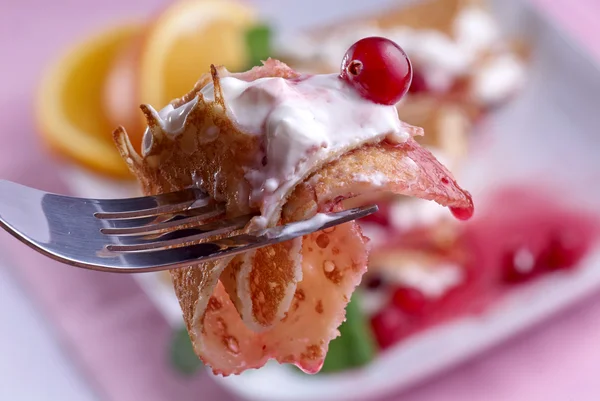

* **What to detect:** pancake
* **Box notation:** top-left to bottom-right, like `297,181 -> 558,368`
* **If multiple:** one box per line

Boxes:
113,59 -> 473,375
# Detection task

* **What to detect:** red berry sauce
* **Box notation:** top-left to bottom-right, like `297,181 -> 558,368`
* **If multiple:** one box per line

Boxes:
540,229 -> 589,271
450,206 -> 474,221
364,187 -> 599,350
501,246 -> 538,283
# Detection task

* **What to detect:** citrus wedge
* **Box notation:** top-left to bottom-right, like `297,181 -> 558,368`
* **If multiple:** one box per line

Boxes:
139,0 -> 256,110
36,24 -> 141,179
103,0 -> 257,151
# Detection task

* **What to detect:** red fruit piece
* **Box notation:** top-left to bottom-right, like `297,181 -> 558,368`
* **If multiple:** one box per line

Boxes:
371,306 -> 409,349
391,286 -> 429,316
340,36 -> 413,105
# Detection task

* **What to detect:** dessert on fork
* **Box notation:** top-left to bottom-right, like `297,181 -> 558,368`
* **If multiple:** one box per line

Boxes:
113,37 -> 473,375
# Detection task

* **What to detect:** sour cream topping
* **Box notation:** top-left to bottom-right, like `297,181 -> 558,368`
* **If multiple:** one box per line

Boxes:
276,7 -> 524,102
143,73 -> 411,222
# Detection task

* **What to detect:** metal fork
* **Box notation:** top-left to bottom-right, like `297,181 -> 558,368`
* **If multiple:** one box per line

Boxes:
0,180 -> 377,273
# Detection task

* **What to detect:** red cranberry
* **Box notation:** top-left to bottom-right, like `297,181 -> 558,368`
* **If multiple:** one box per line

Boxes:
371,306 -> 409,349
391,286 -> 429,316
340,37 -> 413,105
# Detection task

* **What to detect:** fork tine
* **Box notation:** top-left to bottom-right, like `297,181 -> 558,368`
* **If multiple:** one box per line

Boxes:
92,206 -> 377,273
102,211 -> 251,239
0,179 -> 378,273
105,214 -> 254,251
93,188 -> 209,220
106,206 -> 377,253
100,204 -> 228,236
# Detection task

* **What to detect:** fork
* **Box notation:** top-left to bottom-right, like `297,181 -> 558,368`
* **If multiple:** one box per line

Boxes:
0,180 -> 377,273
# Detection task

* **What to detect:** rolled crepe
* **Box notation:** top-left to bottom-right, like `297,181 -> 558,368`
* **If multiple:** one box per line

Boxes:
114,59 -> 473,375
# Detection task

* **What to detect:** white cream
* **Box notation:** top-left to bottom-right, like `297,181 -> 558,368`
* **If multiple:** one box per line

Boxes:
360,222 -> 389,247
279,212 -> 337,237
359,290 -> 389,317
471,53 -> 526,105
453,7 -> 500,56
199,74 -> 408,220
382,262 -> 464,299
389,198 -> 450,232
142,73 -> 408,222
511,248 -> 535,274
276,7 -> 523,104
142,97 -> 199,155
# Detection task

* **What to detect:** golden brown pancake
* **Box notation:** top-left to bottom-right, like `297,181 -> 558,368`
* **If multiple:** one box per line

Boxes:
113,59 -> 473,375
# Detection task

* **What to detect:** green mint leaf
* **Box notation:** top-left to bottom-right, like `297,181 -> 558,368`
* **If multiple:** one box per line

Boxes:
341,291 -> 378,367
319,292 -> 378,374
170,326 -> 203,375
245,24 -> 272,69
320,324 -> 351,373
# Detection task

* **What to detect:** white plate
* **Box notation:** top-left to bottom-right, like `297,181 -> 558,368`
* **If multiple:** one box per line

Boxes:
62,0 -> 600,400
215,0 -> 600,399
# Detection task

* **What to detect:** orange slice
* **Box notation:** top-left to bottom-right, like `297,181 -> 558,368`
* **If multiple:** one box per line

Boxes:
103,0 -> 257,151
36,24 -> 141,179
139,0 -> 256,110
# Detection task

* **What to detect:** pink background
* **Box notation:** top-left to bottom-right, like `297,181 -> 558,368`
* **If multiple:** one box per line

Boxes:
1,0 -> 600,400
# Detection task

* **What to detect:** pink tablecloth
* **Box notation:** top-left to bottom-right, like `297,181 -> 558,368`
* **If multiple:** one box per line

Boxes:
1,1 -> 600,400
